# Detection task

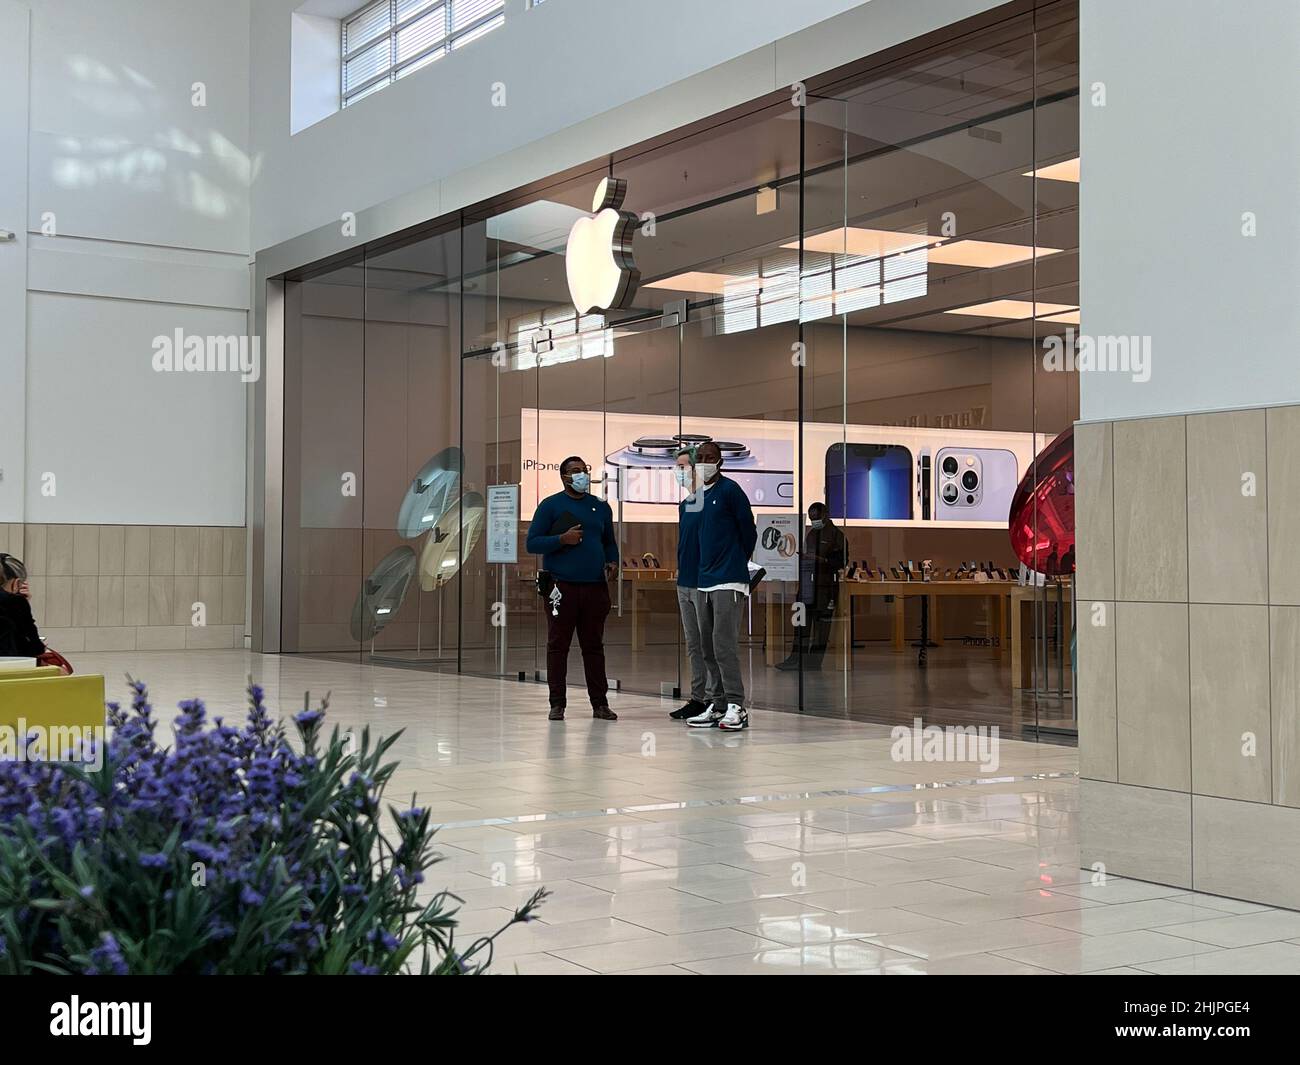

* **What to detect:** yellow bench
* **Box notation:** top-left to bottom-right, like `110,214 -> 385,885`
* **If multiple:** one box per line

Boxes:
0,674 -> 107,754
0,665 -> 66,682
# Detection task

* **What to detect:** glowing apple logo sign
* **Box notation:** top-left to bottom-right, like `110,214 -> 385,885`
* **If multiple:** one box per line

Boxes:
565,177 -> 640,314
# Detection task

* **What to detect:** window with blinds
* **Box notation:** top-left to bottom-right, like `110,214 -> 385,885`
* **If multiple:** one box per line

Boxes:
341,0 -> 506,107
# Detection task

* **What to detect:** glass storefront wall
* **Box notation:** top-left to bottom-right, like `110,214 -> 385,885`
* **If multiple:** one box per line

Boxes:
278,1 -> 1080,737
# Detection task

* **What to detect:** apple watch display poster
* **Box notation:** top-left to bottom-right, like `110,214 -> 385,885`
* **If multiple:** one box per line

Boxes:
934,447 -> 1019,523
825,443 -> 913,520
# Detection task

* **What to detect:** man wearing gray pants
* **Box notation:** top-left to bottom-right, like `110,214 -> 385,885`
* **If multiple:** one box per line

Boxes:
683,441 -> 758,731
669,446 -> 718,719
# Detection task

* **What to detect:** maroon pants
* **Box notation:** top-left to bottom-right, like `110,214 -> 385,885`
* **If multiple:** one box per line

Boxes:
546,579 -> 611,710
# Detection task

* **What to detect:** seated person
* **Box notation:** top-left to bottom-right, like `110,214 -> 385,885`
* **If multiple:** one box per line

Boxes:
0,553 -> 59,665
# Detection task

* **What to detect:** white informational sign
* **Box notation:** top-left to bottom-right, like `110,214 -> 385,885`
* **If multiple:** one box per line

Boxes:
754,513 -> 800,581
486,484 -> 520,564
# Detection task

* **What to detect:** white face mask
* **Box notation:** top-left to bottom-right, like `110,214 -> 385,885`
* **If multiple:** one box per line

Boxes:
810,519 -> 825,530
696,462 -> 719,483
674,466 -> 693,488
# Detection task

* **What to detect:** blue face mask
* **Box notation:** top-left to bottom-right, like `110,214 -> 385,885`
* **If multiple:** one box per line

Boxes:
568,471 -> 590,494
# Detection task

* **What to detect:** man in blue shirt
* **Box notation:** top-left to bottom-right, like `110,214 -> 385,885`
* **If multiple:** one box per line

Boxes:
670,445 -> 713,720
683,441 -> 758,731
526,455 -> 619,721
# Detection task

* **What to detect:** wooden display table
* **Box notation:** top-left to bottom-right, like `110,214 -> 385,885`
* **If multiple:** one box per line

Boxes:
1009,580 -> 1073,690
619,568 -> 679,651
763,579 -> 1014,667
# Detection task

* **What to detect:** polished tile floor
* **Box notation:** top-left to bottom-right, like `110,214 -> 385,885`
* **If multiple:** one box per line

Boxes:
77,648 -> 1300,975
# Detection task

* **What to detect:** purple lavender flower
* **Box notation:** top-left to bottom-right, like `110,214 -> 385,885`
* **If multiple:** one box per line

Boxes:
85,932 -> 128,976
0,679 -> 522,975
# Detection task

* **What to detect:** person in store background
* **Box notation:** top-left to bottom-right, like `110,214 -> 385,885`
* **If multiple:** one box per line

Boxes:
668,445 -> 716,720
526,456 -> 619,722
777,502 -> 846,671
685,441 -> 757,731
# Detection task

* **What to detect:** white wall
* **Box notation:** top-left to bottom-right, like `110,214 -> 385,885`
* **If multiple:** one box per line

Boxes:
250,0 -> 1008,254
13,0 -> 252,525
0,1 -> 30,523
1079,0 -> 1300,422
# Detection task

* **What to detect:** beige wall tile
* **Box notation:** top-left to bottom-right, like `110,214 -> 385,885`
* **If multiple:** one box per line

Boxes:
1269,405 -> 1300,604
123,575 -> 150,626
185,624 -> 239,649
173,575 -> 198,626
223,527 -> 246,576
1187,409 -> 1267,604
40,627 -> 84,653
73,526 -> 100,576
98,525 -> 125,575
175,527 -> 199,576
136,625 -> 185,650
221,575 -> 246,628
1077,600 -> 1118,782
199,527 -> 224,575
1115,601 -> 1190,791
1074,422 -> 1115,602
46,525 -> 75,576
149,527 -> 175,575
1190,604 -> 1270,803
1080,779 -> 1191,889
148,575 -> 174,627
1113,416 -> 1188,602
42,575 -> 73,629
72,576 -> 98,627
1270,606 -> 1300,807
85,627 -> 137,652
24,524 -> 47,575
1193,794 -> 1300,909
124,526 -> 150,575
97,575 -> 125,628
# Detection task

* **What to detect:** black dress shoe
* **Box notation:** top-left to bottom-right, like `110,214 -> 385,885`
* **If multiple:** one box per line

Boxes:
670,700 -> 707,720
775,657 -> 799,671
548,706 -> 566,721
592,705 -> 618,721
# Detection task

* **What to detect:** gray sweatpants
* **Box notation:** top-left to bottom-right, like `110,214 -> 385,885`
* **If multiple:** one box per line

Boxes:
698,588 -> 746,710
677,586 -> 717,704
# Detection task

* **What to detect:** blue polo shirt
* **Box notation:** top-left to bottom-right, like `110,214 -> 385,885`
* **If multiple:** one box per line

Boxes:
677,494 -> 704,589
526,490 -> 618,583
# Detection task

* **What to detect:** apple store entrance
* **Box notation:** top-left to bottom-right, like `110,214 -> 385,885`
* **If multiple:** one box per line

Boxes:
275,1 -> 1080,740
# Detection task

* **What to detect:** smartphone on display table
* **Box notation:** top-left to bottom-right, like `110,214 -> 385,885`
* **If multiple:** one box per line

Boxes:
825,443 -> 914,520
934,447 -> 1019,523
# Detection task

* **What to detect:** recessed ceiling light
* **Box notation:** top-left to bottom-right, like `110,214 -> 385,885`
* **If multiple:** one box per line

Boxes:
928,240 -> 1062,268
784,227 -> 938,257
943,299 -> 1078,320
1041,309 -> 1080,324
1022,157 -> 1080,183
644,272 -> 760,294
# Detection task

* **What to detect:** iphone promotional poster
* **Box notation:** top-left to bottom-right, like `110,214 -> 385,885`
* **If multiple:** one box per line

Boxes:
519,409 -> 1046,529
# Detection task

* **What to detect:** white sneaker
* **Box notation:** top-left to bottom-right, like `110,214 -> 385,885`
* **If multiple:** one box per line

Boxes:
718,704 -> 749,731
687,705 -> 724,729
